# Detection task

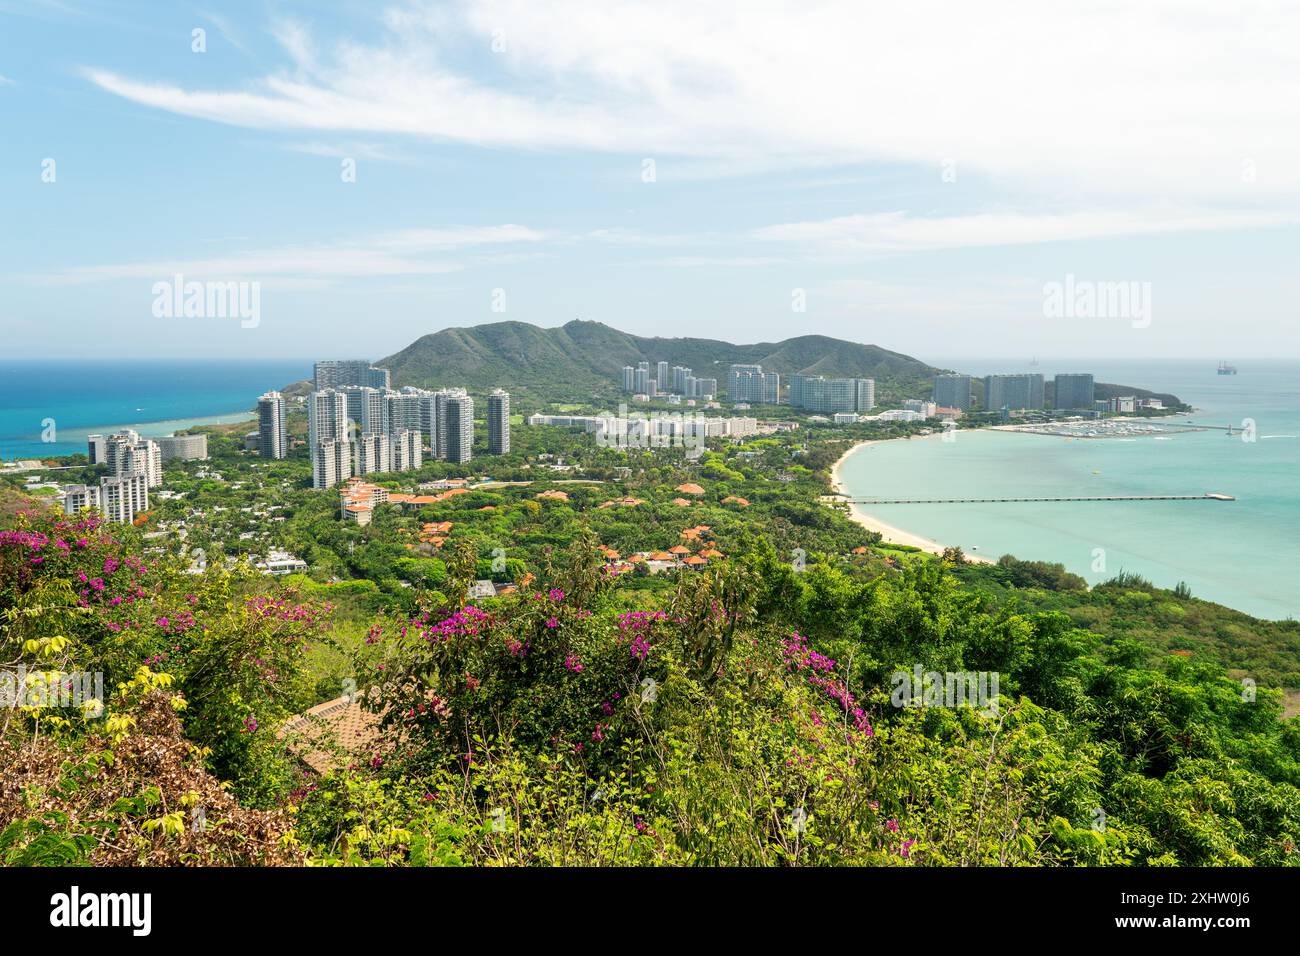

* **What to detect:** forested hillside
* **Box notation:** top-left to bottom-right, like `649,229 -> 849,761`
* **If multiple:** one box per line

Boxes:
2,467 -> 1296,865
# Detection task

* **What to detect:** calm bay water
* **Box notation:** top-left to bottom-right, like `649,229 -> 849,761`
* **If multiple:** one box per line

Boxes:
840,359 -> 1300,620
0,360 -> 310,459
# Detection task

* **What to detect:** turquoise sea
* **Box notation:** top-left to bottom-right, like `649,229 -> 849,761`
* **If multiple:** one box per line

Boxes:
0,360 -> 310,460
839,359 -> 1300,620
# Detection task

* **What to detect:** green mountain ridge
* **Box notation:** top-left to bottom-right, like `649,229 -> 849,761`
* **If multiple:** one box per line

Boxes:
272,319 -> 1185,411
377,319 -> 941,403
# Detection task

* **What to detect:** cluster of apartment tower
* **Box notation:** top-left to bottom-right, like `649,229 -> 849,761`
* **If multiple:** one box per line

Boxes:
621,361 -> 719,401
619,361 -> 876,415
258,361 -> 511,490
933,372 -> 1100,413
63,429 -> 172,523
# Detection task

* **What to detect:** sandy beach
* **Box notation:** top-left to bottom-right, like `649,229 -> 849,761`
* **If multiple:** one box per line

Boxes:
830,434 -> 994,564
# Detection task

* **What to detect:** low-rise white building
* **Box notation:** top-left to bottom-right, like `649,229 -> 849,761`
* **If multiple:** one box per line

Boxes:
258,550 -> 308,575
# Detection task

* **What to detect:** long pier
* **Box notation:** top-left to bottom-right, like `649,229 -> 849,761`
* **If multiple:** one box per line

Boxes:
841,493 -> 1235,505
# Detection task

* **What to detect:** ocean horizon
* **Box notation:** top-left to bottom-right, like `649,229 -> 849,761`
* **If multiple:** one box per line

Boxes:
839,358 -> 1300,621
0,359 -> 311,460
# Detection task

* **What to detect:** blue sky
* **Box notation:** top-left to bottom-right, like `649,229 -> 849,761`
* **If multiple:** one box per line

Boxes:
2,0 -> 1298,361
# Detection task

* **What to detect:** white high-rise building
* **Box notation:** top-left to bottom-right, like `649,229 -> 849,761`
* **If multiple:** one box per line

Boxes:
257,391 -> 288,459
434,389 -> 472,461
487,389 -> 510,455
98,473 -> 149,524
395,387 -> 438,453
386,391 -> 425,445
728,365 -> 780,404
443,393 -> 474,463
856,379 -> 876,412
105,430 -> 162,488
308,390 -> 349,447
391,429 -> 423,472
61,484 -> 100,516
313,360 -> 390,390
87,435 -> 107,465
313,438 -> 352,489
353,433 -> 391,475
341,386 -> 387,437
157,434 -> 208,461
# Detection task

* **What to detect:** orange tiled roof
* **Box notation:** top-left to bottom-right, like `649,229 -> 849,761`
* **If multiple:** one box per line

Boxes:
279,695 -> 384,776
598,496 -> 645,509
675,483 -> 705,495
668,545 -> 690,555
684,555 -> 707,565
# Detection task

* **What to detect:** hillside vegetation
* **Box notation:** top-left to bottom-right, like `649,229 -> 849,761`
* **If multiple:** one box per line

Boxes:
378,319 -> 940,403
2,477 -> 1297,866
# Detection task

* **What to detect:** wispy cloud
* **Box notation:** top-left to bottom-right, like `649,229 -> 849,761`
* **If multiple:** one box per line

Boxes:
30,224 -> 548,284
79,0 -> 1300,206
751,208 -> 1300,256
283,141 -> 404,162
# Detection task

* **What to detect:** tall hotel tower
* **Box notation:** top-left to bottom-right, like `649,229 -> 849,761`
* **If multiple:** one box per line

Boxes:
488,389 -> 510,455
309,389 -> 351,488
443,392 -> 475,463
257,391 -> 288,459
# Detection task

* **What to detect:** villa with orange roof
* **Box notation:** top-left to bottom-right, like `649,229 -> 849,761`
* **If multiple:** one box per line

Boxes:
598,496 -> 646,509
339,480 -> 390,525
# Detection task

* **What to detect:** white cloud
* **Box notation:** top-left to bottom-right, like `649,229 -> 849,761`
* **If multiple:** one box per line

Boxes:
80,0 -> 1300,204
285,141 -> 401,162
31,224 -> 547,284
752,208 -> 1300,256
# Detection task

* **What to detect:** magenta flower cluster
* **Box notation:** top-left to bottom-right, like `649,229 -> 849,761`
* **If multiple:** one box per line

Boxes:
422,605 -> 491,642
244,595 -> 333,626
615,610 -> 667,661
781,632 -> 873,736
